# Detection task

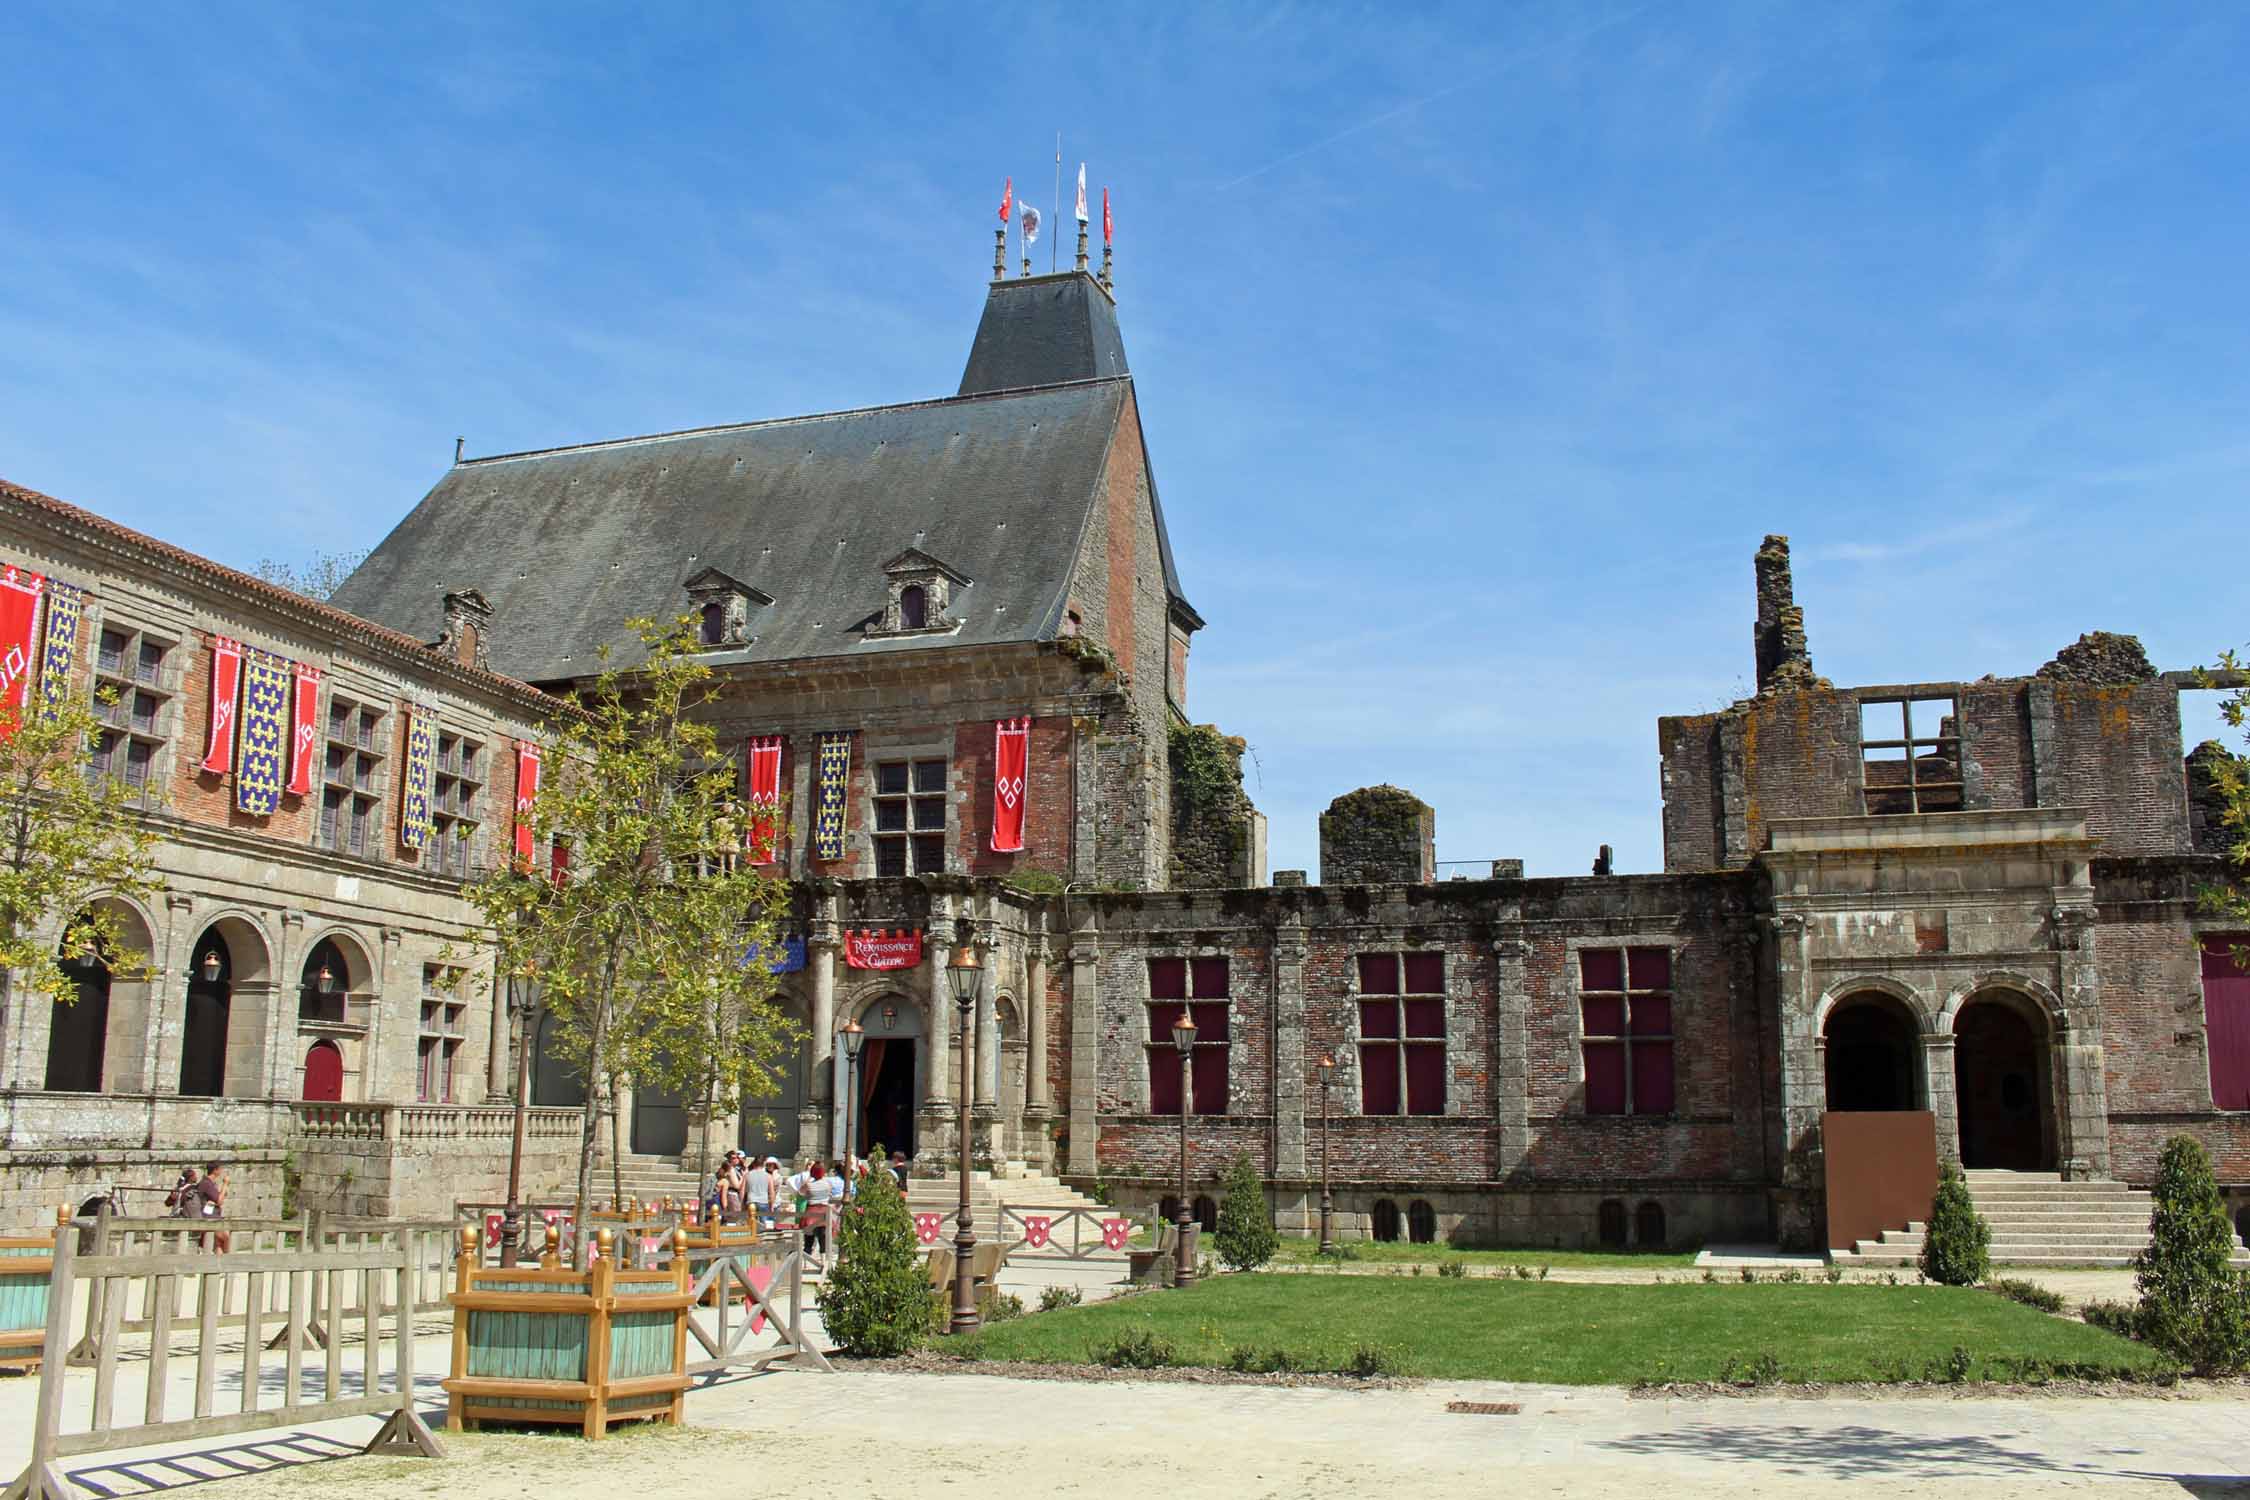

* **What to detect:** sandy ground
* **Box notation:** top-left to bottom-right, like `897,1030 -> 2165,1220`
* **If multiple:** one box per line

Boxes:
5,1256 -> 2235,1499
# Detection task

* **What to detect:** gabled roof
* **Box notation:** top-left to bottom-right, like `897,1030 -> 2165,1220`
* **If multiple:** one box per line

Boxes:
329,381 -> 1135,684
958,272 -> 1128,396
880,547 -> 969,585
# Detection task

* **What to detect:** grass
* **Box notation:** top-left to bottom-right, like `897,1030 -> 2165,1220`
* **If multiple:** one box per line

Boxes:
944,1275 -> 2170,1384
1268,1236 -> 1699,1270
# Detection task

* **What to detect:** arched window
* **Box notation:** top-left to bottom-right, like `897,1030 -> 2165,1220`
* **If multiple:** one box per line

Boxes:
181,932 -> 232,1098
699,601 -> 726,646
1635,1200 -> 1667,1249
1371,1199 -> 1401,1243
899,585 -> 927,631
45,942 -> 110,1093
299,938 -> 349,1022
1194,1195 -> 1219,1233
1407,1200 -> 1437,1244
1158,1195 -> 1182,1225
1597,1199 -> 1628,1248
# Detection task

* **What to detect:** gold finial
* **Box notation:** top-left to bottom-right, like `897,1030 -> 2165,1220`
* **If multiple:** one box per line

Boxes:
595,1226 -> 614,1262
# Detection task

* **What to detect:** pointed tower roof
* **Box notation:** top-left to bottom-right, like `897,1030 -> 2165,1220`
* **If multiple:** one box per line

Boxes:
958,271 -> 1128,395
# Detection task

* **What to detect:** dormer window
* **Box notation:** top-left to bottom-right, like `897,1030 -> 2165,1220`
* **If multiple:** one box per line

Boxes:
868,548 -> 968,640
682,566 -> 771,652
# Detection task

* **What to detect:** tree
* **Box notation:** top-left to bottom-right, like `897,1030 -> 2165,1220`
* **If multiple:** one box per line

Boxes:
818,1166 -> 930,1355
2195,648 -> 2249,916
0,683 -> 162,1069
250,551 -> 368,603
2132,1134 -> 2250,1373
1213,1150 -> 1278,1272
1918,1160 -> 1990,1286
454,617 -> 795,1236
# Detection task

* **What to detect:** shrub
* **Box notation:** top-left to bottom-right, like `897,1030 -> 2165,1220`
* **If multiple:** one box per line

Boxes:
1823,1265 -> 1845,1284
817,1166 -> 931,1356
1919,1162 -> 1991,1287
1924,1345 -> 1975,1384
1213,1152 -> 1279,1272
2132,1134 -> 2250,1374
981,1290 -> 1024,1324
1987,1277 -> 2065,1315
1437,1259 -> 1467,1279
1091,1328 -> 1178,1369
1227,1344 -> 1311,1374
2081,1298 -> 2139,1337
1038,1283 -> 1083,1313
1342,1341 -> 1404,1378
1316,1240 -> 1362,1262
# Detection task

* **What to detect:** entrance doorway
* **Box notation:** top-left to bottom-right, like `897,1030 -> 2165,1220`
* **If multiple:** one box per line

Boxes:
301,1040 -> 344,1102
861,1040 -> 916,1158
180,932 -> 232,1098
1824,993 -> 1920,1111
633,1079 -> 690,1157
1954,995 -> 2051,1171
45,951 -> 111,1093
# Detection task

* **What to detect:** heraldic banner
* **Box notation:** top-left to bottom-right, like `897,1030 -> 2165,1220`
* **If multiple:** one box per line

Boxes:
401,706 -> 436,849
38,579 -> 82,722
235,649 -> 290,816
814,731 -> 850,861
287,662 -> 321,795
991,716 -> 1030,852
746,733 -> 783,864
844,929 -> 924,970
0,564 -> 45,734
513,741 -> 542,867
200,636 -> 242,773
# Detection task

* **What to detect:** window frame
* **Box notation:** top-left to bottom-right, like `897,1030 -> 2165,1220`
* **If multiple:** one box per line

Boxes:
429,728 -> 484,878
2202,934 -> 2250,1112
417,964 -> 467,1104
1143,954 -> 1231,1116
872,756 -> 947,877
319,695 -> 388,858
1354,950 -> 1448,1117
89,621 -> 175,806
1858,694 -> 1963,815
1573,941 -> 1678,1118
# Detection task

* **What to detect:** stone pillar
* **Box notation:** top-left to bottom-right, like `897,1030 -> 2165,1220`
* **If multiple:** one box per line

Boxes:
268,910 -> 306,1099
485,969 -> 513,1103
1272,912 -> 1307,1180
1491,936 -> 1533,1178
975,958 -> 999,1108
1923,1032 -> 1960,1165
2052,904 -> 2110,1179
374,928 -> 405,1102
1026,939 -> 1051,1111
149,894 -> 198,1096
1065,907 -> 1100,1177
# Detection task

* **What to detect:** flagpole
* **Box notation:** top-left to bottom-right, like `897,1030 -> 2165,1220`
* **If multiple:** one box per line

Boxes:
1052,131 -> 1061,275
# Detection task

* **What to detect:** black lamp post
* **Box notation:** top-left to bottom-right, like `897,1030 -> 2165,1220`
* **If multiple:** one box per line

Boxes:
1317,1053 -> 1336,1256
947,945 -> 983,1334
1171,1010 -> 1197,1287
841,1018 -> 866,1161
499,975 -> 539,1268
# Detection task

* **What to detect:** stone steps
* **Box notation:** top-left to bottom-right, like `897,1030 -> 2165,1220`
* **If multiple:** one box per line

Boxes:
1834,1170 -> 2250,1269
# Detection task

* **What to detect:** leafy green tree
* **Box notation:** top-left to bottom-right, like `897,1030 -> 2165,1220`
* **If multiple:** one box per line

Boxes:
1918,1160 -> 1991,1286
1213,1150 -> 1279,1272
2132,1134 -> 2250,1373
818,1165 -> 930,1355
455,618 -> 794,1231
0,683 -> 162,1063
2194,648 -> 2249,916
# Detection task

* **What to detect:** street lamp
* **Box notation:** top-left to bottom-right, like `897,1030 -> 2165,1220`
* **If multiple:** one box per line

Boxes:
1317,1053 -> 1336,1256
499,975 -> 540,1268
840,1018 -> 866,1160
1171,1010 -> 1197,1287
947,945 -> 982,1334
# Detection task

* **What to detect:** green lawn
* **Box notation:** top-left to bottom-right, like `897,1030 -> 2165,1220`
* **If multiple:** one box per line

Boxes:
950,1275 -> 2168,1384
1268,1236 -> 1699,1270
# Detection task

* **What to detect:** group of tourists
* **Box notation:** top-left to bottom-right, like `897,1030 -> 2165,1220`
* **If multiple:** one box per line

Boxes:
163,1161 -> 229,1251
703,1147 -> 913,1270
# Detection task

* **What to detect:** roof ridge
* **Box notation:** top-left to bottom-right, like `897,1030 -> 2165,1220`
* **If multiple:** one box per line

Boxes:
458,375 -> 1133,468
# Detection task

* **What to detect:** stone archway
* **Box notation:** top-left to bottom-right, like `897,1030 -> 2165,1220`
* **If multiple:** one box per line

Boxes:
44,942 -> 111,1093
1823,991 -> 1923,1112
180,914 -> 274,1100
851,991 -> 924,1160
1953,990 -> 2054,1171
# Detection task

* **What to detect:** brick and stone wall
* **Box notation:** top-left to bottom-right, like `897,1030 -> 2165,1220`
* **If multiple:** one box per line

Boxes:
1318,786 -> 1435,886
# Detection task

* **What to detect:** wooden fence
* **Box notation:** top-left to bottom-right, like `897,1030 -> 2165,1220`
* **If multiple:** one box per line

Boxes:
4,1225 -> 442,1500
993,1204 -> 1136,1261
672,1230 -> 831,1377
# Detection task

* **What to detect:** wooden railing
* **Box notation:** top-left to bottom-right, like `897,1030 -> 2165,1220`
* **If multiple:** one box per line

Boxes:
8,1225 -> 442,1499
994,1204 -> 1136,1260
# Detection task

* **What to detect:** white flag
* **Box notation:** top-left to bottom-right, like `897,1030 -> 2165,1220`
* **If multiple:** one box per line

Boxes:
1021,203 -> 1041,247
1074,163 -> 1088,223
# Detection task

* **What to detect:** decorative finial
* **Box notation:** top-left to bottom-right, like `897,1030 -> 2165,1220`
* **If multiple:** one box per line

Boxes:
995,177 -> 1012,283
1100,185 -> 1114,291
1073,161 -> 1089,272
454,436 -> 465,464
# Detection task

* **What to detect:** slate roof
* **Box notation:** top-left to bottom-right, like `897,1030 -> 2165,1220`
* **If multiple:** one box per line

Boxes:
329,380 -> 1138,685
959,273 -> 1130,396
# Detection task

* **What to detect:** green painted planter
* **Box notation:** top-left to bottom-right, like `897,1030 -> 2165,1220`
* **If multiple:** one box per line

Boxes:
0,1211 -> 67,1371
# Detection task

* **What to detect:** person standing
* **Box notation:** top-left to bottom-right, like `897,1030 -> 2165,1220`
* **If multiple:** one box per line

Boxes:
888,1151 -> 909,1193
194,1161 -> 230,1253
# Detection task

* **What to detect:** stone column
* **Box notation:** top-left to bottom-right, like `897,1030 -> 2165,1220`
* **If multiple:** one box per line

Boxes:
268,910 -> 306,1099
975,956 -> 999,1108
148,894 -> 199,1097
484,968 -> 514,1104
1491,936 -> 1533,1179
809,936 -> 836,1108
1065,906 -> 1100,1177
1272,912 -> 1307,1180
1026,937 -> 1051,1111
2051,904 -> 2110,1180
1923,1032 -> 1960,1165
803,926 -> 839,1160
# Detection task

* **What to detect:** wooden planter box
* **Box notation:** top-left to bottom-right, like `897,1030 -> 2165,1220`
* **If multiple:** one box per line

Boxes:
0,1211 -> 66,1372
443,1226 -> 692,1439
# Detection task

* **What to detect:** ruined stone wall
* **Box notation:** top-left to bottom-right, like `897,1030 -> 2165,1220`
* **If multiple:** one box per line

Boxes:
2187,740 -> 2241,858
1318,786 -> 1436,886
2031,681 -> 2188,856
1167,722 -> 1256,889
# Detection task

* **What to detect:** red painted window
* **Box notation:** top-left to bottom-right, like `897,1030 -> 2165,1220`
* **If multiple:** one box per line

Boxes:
1147,957 -> 1229,1115
2205,937 -> 2250,1111
1580,946 -> 1675,1116
1357,951 -> 1446,1115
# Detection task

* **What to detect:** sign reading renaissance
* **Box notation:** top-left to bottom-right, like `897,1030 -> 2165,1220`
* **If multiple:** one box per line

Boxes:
844,928 -> 923,970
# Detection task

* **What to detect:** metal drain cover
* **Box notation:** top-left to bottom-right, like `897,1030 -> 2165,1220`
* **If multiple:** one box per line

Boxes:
1445,1400 -> 1522,1415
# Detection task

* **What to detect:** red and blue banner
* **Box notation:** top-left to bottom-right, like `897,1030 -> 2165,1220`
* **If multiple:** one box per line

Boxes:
513,740 -> 541,869
38,579 -> 82,722
235,649 -> 289,816
401,705 -> 435,849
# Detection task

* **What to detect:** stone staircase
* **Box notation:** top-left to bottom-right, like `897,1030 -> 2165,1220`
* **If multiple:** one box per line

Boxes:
905,1164 -> 1123,1251
1836,1170 -> 2250,1269
593,1152 -> 704,1208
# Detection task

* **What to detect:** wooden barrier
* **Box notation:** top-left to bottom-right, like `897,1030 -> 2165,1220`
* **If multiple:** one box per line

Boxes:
0,1210 -> 68,1372
994,1204 -> 1135,1261
3,1224 -> 442,1500
443,1226 -> 692,1439
670,1230 -> 830,1377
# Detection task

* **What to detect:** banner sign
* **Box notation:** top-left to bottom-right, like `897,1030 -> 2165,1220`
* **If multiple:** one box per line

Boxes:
287,663 -> 321,795
235,649 -> 290,816
913,1213 -> 943,1246
0,565 -> 44,732
813,732 -> 850,861
513,741 -> 542,868
741,935 -> 806,974
199,636 -> 242,773
38,579 -> 82,722
845,928 -> 923,970
401,705 -> 435,849
746,734 -> 783,864
991,717 -> 1030,852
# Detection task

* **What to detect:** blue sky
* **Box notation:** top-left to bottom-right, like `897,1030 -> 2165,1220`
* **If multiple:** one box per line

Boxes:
3,4 -> 2244,878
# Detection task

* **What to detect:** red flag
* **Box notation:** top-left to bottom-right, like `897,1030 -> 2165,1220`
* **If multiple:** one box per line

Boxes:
201,636 -> 243,774
1102,187 -> 1112,246
513,741 -> 542,868
745,734 -> 783,864
0,565 -> 45,735
286,663 -> 321,795
999,176 -> 1012,224
991,717 -> 1030,852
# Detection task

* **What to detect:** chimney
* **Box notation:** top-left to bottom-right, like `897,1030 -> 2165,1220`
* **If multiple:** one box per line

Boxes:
1753,535 -> 1816,692
438,588 -> 494,671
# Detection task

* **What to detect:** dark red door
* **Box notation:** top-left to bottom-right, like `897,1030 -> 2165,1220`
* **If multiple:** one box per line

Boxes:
301,1040 -> 344,1102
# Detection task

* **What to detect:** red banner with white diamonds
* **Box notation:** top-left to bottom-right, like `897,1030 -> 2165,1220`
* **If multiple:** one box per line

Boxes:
200,636 -> 242,773
991,717 -> 1030,852
745,734 -> 782,864
287,662 -> 321,795
845,928 -> 924,970
0,564 -> 45,734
